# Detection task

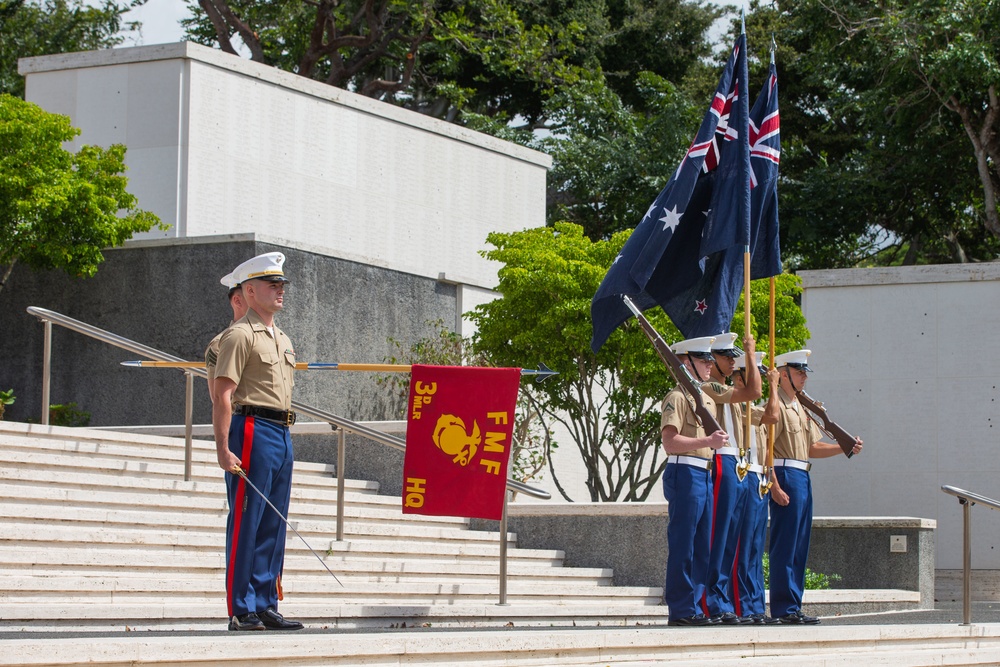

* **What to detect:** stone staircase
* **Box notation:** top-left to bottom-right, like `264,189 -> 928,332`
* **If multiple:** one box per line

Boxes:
5,420 -> 1000,666
0,420 -> 667,632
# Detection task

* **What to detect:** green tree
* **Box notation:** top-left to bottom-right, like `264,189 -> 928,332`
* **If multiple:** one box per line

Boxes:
182,0 -> 723,241
468,222 -> 808,502
0,94 -> 162,295
0,0 -> 142,98
183,0 -> 588,122
744,0 -> 1000,268
182,0 -> 720,128
537,71 -> 703,240
0,388 -> 14,420
375,319 -> 550,487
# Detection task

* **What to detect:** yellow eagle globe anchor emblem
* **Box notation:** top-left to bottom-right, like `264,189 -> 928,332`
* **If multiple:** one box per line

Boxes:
432,414 -> 481,466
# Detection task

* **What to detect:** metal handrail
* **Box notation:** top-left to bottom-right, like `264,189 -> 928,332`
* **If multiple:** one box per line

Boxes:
26,305 -> 550,605
941,484 -> 1000,625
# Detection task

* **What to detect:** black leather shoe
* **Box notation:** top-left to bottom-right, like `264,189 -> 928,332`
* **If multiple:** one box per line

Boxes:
228,613 -> 265,631
795,610 -> 820,625
777,610 -> 821,625
668,614 -> 715,627
259,607 -> 304,630
712,612 -> 752,625
755,614 -> 780,625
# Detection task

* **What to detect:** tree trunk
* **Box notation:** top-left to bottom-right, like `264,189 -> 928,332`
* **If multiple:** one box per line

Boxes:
0,258 -> 16,297
950,91 -> 1000,243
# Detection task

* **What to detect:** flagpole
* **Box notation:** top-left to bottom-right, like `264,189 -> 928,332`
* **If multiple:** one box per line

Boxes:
742,249 -> 752,480
762,40 -> 778,498
739,12 -> 753,481
121,360 -> 557,379
763,275 -> 776,496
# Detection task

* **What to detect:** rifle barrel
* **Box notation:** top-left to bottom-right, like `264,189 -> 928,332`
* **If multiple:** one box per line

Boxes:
797,390 -> 857,458
621,296 -> 723,434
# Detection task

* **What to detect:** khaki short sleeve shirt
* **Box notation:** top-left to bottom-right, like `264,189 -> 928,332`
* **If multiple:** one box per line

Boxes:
215,309 -> 296,411
772,388 -> 822,461
204,320 -> 235,383
660,386 -> 717,459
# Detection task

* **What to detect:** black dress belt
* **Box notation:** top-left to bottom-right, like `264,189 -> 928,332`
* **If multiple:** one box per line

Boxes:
235,405 -> 297,426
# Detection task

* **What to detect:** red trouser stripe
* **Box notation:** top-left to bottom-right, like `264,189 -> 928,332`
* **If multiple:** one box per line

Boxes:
732,539 -> 742,616
226,416 -> 255,617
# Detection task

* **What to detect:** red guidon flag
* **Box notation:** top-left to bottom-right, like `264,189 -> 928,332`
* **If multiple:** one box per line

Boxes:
402,364 -> 521,521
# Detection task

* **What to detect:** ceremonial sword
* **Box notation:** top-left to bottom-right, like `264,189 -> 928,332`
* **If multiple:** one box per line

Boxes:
232,465 -> 344,587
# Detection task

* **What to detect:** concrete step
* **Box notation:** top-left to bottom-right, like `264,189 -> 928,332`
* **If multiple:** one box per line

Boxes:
1,600 -> 672,632
0,545 -> 607,581
0,522 -> 565,564
2,624 -> 1000,666
0,427 -> 358,488
0,457 -> 380,498
0,475 -> 470,528
1,446 -> 346,489
1,577 -> 658,603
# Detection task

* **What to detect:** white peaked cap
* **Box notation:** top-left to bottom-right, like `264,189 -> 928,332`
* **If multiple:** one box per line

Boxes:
735,351 -> 766,370
710,332 -> 741,357
774,348 -> 812,371
220,272 -> 239,290
222,252 -> 290,288
670,335 -> 717,356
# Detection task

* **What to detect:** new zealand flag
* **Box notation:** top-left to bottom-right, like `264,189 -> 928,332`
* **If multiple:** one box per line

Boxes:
747,61 -> 781,280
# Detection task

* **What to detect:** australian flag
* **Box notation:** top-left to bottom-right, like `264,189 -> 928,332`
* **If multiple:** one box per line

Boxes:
590,34 -> 753,353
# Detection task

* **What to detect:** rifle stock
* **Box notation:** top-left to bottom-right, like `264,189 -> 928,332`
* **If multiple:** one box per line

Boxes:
796,390 -> 857,458
621,296 -> 723,434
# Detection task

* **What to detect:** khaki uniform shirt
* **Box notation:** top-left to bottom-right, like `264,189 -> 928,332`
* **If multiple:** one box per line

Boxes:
215,308 -> 296,411
772,387 -> 822,461
660,385 -> 719,459
754,420 -> 769,465
204,320 -> 235,383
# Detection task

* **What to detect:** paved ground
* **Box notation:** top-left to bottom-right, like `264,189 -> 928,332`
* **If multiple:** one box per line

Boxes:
7,603 -> 1000,640
822,600 -> 1000,626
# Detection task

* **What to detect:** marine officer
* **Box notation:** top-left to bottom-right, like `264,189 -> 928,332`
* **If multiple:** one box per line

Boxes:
212,251 -> 304,632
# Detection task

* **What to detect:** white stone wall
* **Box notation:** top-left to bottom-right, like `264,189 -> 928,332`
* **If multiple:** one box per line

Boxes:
19,42 -> 550,293
799,263 -> 1000,569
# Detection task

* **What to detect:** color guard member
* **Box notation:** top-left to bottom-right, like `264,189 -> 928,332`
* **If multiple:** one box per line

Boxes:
661,335 -> 730,626
700,333 -> 762,624
768,349 -> 862,624
206,270 -> 248,400
732,352 -> 780,624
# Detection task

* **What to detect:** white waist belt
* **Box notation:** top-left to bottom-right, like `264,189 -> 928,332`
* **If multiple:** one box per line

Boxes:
773,458 -> 811,472
667,455 -> 713,471
748,463 -> 765,474
715,447 -> 740,457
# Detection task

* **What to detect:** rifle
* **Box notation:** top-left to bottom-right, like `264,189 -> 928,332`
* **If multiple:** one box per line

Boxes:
621,296 -> 723,434
796,390 -> 858,458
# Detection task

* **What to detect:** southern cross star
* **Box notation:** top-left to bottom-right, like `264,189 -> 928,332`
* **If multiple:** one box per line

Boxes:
660,205 -> 682,233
